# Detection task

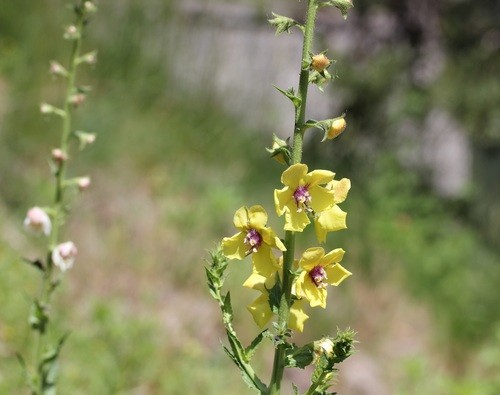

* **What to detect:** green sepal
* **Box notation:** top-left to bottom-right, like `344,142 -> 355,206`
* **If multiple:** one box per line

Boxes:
319,0 -> 354,19
292,383 -> 300,395
309,68 -> 336,91
273,85 -> 302,109
29,299 -> 49,334
268,13 -> 303,35
266,134 -> 291,166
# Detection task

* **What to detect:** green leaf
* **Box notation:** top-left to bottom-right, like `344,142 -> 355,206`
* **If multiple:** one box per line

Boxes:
273,85 -> 302,109
268,13 -> 303,35
39,333 -> 69,394
286,343 -> 315,369
245,329 -> 271,360
267,275 -> 282,315
22,257 -> 45,272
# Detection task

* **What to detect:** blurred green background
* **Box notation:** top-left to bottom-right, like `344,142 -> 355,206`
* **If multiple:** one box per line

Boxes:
1,0 -> 499,394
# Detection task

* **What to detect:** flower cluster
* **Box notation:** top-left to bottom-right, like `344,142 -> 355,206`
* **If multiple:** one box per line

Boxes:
221,160 -> 351,331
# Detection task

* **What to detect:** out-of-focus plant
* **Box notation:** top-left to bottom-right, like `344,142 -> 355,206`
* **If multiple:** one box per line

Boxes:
206,1 -> 357,393
17,2 -> 98,394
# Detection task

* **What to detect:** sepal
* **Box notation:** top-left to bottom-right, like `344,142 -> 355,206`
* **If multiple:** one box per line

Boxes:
268,13 -> 303,35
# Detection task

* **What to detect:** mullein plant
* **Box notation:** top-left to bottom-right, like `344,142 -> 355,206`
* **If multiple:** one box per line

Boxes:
19,2 -> 97,394
206,1 -> 356,394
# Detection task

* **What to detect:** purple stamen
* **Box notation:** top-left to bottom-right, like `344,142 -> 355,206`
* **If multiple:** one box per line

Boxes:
293,185 -> 312,212
309,265 -> 328,288
244,229 -> 263,253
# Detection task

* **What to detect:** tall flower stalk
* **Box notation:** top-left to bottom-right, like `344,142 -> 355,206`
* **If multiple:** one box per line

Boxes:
20,2 -> 98,394
207,1 -> 356,394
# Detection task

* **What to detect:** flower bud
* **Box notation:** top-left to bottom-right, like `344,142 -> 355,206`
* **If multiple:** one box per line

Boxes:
24,207 -> 52,236
314,337 -> 334,359
74,131 -> 96,150
78,50 -> 98,66
40,103 -> 54,114
77,176 -> 91,191
69,93 -> 86,107
327,118 -> 347,140
63,25 -> 80,40
311,54 -> 330,72
49,61 -> 68,77
51,148 -> 68,164
83,1 -> 98,14
52,241 -> 78,272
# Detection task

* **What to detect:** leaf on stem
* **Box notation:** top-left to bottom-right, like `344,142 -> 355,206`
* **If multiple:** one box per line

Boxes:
268,13 -> 303,35
273,85 -> 302,109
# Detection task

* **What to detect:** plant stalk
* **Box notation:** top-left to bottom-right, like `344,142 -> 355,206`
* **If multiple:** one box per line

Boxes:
268,1 -> 318,394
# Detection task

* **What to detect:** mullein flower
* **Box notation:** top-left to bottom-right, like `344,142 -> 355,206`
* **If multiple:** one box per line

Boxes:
295,247 -> 351,308
244,271 -> 309,332
326,117 -> 346,140
314,178 -> 351,243
24,207 -> 52,236
52,241 -> 78,272
222,206 -> 286,276
274,163 -> 335,232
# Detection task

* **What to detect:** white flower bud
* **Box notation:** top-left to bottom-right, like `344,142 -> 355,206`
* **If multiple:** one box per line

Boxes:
79,50 -> 98,66
51,148 -> 68,163
49,61 -> 68,77
52,241 -> 78,272
63,25 -> 80,40
84,1 -> 98,14
24,207 -> 52,236
69,93 -> 86,107
77,176 -> 91,191
314,338 -> 334,359
40,103 -> 54,114
75,131 -> 96,150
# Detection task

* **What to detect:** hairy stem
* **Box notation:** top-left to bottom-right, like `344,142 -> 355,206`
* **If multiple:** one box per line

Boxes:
268,1 -> 318,394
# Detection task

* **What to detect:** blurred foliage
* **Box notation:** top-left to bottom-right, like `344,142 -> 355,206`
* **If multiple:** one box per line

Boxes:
0,0 -> 499,394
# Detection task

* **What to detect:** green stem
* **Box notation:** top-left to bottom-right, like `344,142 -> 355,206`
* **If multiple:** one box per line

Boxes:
268,1 -> 318,394
32,15 -> 84,395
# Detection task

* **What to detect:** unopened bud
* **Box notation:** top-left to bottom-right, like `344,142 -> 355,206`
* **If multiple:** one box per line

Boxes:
74,131 -> 96,150
51,148 -> 68,164
24,207 -> 52,236
52,241 -> 78,272
83,1 -> 98,14
78,50 -> 98,66
314,338 -> 334,359
69,93 -> 86,107
311,54 -> 330,72
327,118 -> 346,140
49,61 -> 68,77
77,176 -> 91,191
40,103 -> 54,114
63,25 -> 80,40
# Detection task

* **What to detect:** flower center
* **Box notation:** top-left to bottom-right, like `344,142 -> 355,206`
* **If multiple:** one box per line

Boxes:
293,185 -> 312,212
244,229 -> 263,254
309,265 -> 328,288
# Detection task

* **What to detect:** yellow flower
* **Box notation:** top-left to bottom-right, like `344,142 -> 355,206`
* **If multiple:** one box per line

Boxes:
295,247 -> 351,308
244,271 -> 309,332
222,205 -> 286,276
274,164 -> 335,232
314,178 -> 351,243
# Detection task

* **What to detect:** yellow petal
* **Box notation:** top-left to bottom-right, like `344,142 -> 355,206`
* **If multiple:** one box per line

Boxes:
321,248 -> 345,267
325,263 -> 352,286
247,205 -> 268,229
325,263 -> 351,286
299,247 -> 325,271
302,275 -> 327,308
222,232 -> 247,260
252,246 -> 279,277
284,210 -> 310,232
281,163 -> 308,187
330,178 -> 351,204
233,206 -> 250,230
260,228 -> 286,252
274,187 -> 292,216
243,272 -> 267,292
315,206 -> 347,242
309,185 -> 334,213
304,169 -> 334,187
289,299 -> 309,332
247,294 -> 273,328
